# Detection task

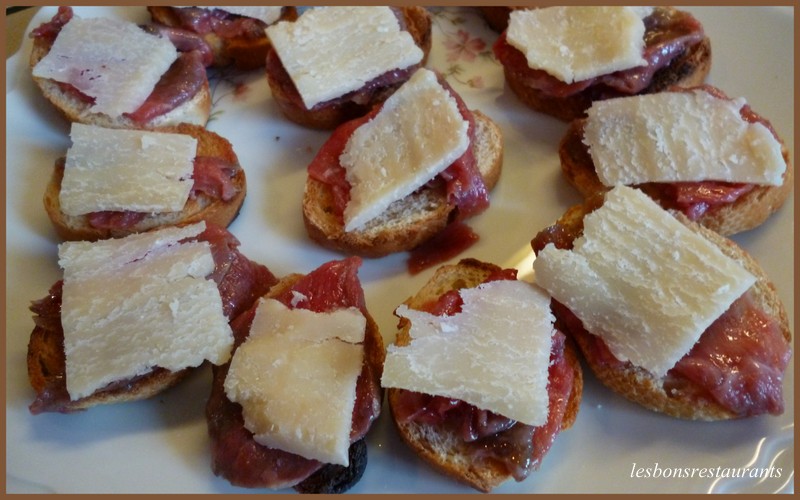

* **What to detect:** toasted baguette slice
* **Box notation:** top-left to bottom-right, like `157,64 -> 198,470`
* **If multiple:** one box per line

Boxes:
27,224 -> 277,414
303,111 -> 503,258
207,260 -> 384,493
43,123 -> 246,241
532,196 -> 791,421
559,117 -> 793,236
501,8 -> 712,122
387,259 -> 583,492
266,6 -> 433,130
147,7 -> 299,70
29,18 -> 211,129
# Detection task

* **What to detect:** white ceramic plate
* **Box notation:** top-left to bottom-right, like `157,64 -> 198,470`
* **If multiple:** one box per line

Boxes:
5,6 -> 793,494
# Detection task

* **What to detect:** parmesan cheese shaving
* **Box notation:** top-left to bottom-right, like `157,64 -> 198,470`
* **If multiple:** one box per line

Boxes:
382,280 -> 554,426
533,186 -> 757,378
340,68 -> 469,232
265,6 -> 423,109
60,124 -> 197,216
505,6 -> 648,83
59,222 -> 233,400
32,15 -> 178,118
583,89 -> 787,186
224,299 -> 366,466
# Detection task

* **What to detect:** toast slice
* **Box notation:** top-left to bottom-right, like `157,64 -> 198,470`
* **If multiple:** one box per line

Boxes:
265,6 -> 433,130
43,123 -> 246,241
29,11 -> 211,129
386,259 -> 583,492
532,195 -> 791,420
207,259 -> 384,492
302,111 -> 503,257
27,224 -> 277,414
559,117 -> 793,236
500,8 -> 712,122
147,7 -> 299,70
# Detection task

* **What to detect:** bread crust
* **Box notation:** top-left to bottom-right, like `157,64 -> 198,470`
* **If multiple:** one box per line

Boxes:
27,224 -> 275,414
43,123 -> 246,241
30,25 -> 211,128
265,6 -> 433,130
537,198 -> 791,421
559,113 -> 793,236
147,6 -> 299,70
302,111 -> 503,257
502,14 -> 712,122
387,259 -> 583,492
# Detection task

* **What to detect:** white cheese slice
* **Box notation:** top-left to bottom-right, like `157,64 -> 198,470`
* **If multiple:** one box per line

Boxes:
382,280 -> 554,427
533,186 -> 756,378
583,89 -> 787,186
265,6 -> 423,109
506,6 -> 648,83
204,6 -> 283,25
59,124 -> 197,216
339,68 -> 470,232
59,222 -> 233,400
58,223 -> 206,278
32,16 -> 178,118
224,298 -> 366,466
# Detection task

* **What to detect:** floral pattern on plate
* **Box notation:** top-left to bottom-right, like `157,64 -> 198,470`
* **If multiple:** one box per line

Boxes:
429,7 -> 500,91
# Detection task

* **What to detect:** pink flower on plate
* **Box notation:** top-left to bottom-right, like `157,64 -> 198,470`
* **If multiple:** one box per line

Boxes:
443,29 -> 486,63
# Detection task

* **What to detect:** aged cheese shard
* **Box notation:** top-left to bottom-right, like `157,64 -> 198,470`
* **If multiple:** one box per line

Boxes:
340,68 -> 469,232
382,280 -> 554,427
59,222 -> 233,400
32,15 -> 178,118
224,298 -> 366,466
583,89 -> 787,186
533,186 -> 756,378
265,6 -> 423,109
506,6 -> 649,83
60,123 -> 197,216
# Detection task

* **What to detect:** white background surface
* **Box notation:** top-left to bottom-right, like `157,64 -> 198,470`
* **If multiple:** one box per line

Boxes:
5,6 -> 794,494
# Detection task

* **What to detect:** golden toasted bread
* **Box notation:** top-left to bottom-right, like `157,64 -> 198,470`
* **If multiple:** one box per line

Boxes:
559,111 -> 792,236
207,261 -> 384,493
532,196 -> 791,421
302,111 -> 503,257
265,6 -> 433,130
27,225 -> 275,414
43,123 -> 246,241
387,259 -> 583,492
500,8 -> 712,122
29,18 -> 211,129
